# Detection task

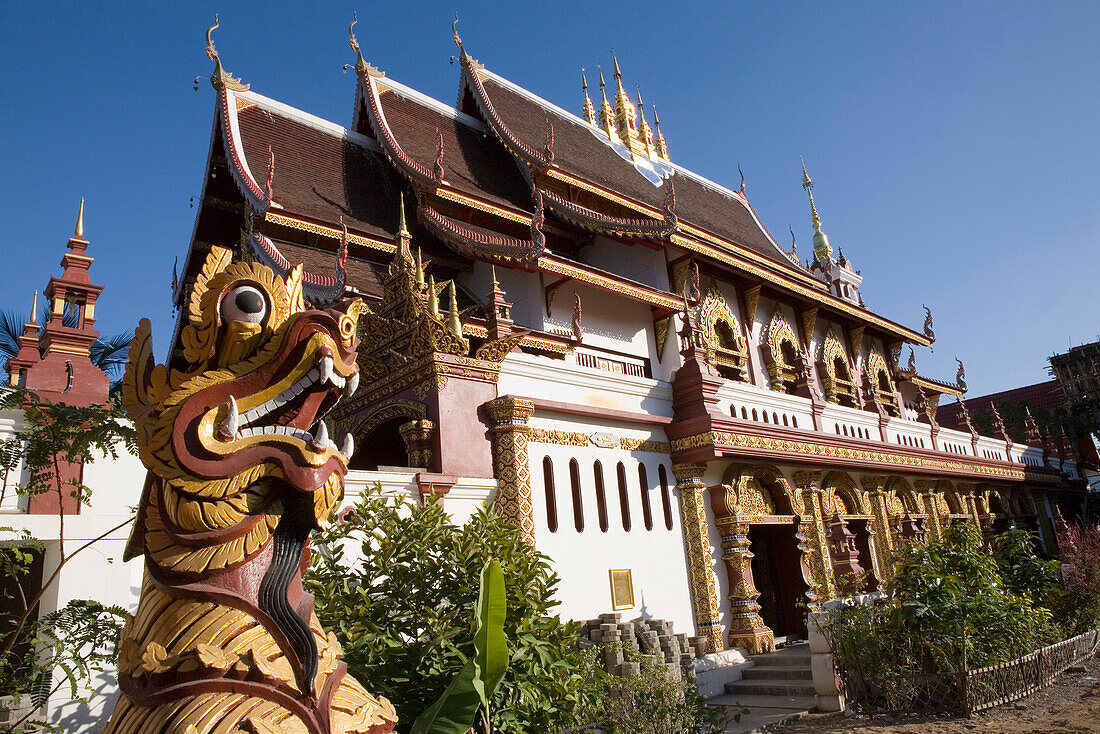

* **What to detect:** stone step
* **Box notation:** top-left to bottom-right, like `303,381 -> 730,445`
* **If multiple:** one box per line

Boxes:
741,666 -> 813,681
746,654 -> 812,667
724,679 -> 817,698
708,692 -> 817,711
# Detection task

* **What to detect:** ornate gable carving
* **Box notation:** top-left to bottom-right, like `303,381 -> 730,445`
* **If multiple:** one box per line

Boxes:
865,347 -> 900,416
698,281 -> 747,381
762,306 -> 801,392
818,327 -> 856,406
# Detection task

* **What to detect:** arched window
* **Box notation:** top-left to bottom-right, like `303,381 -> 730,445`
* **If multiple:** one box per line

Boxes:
542,456 -> 557,533
616,462 -> 631,532
792,416 -> 798,428
741,406 -> 748,419
658,464 -> 673,530
763,411 -> 770,424
782,414 -> 789,426
638,464 -> 653,531
752,408 -> 759,421
569,458 -> 584,532
593,461 -> 609,532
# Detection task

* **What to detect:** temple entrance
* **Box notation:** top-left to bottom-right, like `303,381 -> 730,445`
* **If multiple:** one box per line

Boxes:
748,521 -> 809,639
349,417 -> 409,470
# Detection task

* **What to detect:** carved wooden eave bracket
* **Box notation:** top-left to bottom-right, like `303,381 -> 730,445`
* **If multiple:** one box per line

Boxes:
536,184 -> 676,239
419,194 -> 545,267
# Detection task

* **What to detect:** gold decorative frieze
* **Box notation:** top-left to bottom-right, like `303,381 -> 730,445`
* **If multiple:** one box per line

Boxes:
671,431 -> 1028,480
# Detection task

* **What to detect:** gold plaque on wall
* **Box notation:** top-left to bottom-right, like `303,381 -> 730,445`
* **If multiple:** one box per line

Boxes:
609,568 -> 635,611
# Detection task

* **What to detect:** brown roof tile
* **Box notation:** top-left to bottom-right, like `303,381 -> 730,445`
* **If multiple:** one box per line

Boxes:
236,101 -> 401,241
376,86 -> 532,212
476,74 -> 800,271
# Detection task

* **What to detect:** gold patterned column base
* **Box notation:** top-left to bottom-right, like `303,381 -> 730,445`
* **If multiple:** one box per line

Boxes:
485,396 -> 535,545
674,462 -> 725,653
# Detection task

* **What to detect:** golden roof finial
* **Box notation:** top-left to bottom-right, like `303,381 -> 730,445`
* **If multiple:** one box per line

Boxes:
446,281 -> 462,337
29,291 -> 38,326
205,15 -> 248,91
801,158 -> 832,263
490,264 -> 499,287
636,86 -> 654,154
609,50 -> 638,150
348,13 -> 368,76
653,105 -> 668,158
414,247 -> 425,289
74,197 -> 85,239
398,193 -> 410,237
427,275 -> 440,317
581,67 -> 596,125
597,65 -> 615,138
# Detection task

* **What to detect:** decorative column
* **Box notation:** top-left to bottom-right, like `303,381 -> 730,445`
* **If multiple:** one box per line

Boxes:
485,396 -> 535,545
399,419 -> 436,470
793,471 -> 835,601
673,462 -> 725,653
915,480 -> 943,540
709,485 -> 773,654
862,475 -> 895,583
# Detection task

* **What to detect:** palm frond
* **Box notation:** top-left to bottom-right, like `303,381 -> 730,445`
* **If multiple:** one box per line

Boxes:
88,332 -> 134,382
0,310 -> 27,368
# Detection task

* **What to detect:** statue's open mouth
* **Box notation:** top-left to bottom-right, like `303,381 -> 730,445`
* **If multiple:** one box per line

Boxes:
178,314 -> 363,487
215,346 -> 359,458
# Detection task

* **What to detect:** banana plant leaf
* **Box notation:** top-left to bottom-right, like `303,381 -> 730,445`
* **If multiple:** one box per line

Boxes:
409,658 -> 480,734
410,560 -> 509,734
473,559 -> 507,709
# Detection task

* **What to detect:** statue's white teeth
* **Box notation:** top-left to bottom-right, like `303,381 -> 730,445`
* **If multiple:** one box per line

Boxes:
339,432 -> 354,460
218,396 -> 239,439
312,420 -> 330,450
343,371 -> 359,399
319,356 -> 334,386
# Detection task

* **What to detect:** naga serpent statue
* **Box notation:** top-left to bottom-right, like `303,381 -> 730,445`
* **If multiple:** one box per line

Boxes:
103,247 -> 397,734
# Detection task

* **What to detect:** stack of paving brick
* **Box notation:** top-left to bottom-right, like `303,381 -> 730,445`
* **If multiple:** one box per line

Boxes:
578,613 -> 704,681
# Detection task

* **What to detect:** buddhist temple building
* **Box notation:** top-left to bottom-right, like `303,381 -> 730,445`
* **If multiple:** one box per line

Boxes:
169,19 -> 1084,657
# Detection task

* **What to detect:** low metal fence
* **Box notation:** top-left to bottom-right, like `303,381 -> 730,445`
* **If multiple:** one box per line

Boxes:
962,628 -> 1100,714
842,629 -> 1100,715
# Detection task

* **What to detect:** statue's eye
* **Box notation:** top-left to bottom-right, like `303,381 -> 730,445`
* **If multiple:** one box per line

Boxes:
221,285 -> 268,324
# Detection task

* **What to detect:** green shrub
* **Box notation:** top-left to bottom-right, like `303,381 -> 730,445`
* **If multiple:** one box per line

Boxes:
306,485 -> 598,733
1050,523 -> 1100,635
585,646 -> 732,734
827,522 -> 1054,703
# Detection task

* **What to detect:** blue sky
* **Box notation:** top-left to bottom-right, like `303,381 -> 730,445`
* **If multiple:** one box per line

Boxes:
1,2 -> 1097,394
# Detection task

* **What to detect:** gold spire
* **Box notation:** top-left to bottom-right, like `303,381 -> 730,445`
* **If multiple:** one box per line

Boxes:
581,67 -> 596,125
490,265 -> 499,287
652,105 -> 668,158
74,197 -> 84,239
414,247 -> 425,289
636,87 -> 654,155
611,50 -> 636,140
427,275 -> 440,317
802,159 -> 832,263
29,291 -> 38,325
597,66 -> 615,138
398,193 -> 410,237
445,281 -> 462,336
